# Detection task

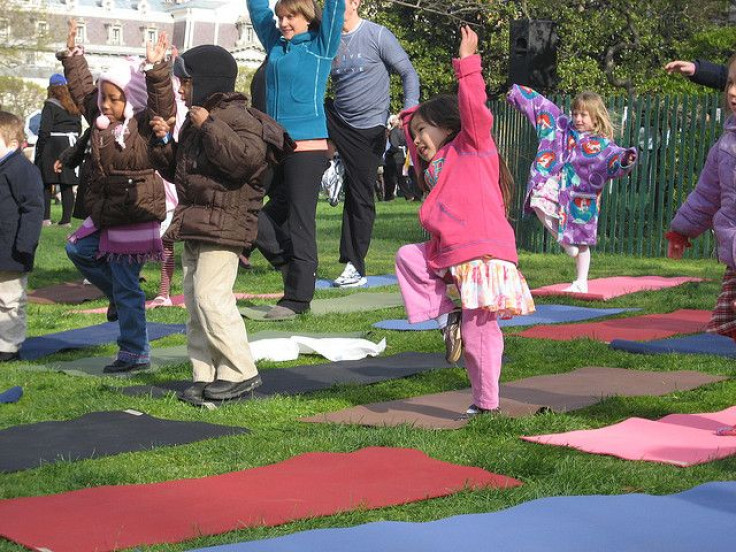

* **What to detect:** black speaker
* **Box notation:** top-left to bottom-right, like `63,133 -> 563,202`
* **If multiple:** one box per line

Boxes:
508,20 -> 558,91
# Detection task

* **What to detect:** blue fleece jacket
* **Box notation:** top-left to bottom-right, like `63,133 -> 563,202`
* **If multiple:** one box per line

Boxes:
247,0 -> 344,141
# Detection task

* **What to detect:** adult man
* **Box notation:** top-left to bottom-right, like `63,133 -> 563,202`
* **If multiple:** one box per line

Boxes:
327,0 -> 419,287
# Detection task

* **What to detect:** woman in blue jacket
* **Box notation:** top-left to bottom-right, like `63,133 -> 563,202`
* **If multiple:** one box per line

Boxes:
247,0 -> 344,319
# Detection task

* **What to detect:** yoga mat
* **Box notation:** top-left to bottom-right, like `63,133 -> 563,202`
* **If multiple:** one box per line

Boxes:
28,281 -> 104,304
315,274 -> 398,289
72,292 -> 283,314
522,406 -> 736,466
0,447 -> 521,552
184,482 -> 736,552
610,333 -> 736,358
302,367 -> 726,430
514,309 -> 711,342
121,352 -> 454,401
19,322 -> 186,361
531,275 -> 704,301
240,291 -> 405,320
0,386 -> 22,404
372,304 -> 639,331
0,410 -> 248,473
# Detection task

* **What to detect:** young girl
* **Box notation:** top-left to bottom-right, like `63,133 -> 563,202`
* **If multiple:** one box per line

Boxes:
60,21 -> 167,373
396,26 -> 535,418
246,0 -> 343,319
666,54 -> 736,437
507,86 -> 637,293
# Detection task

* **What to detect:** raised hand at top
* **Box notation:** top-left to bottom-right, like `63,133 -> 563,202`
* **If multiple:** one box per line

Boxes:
459,25 -> 478,59
146,31 -> 170,65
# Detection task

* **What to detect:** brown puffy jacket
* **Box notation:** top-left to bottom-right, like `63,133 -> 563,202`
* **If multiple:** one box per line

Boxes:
148,69 -> 291,249
60,53 -> 165,228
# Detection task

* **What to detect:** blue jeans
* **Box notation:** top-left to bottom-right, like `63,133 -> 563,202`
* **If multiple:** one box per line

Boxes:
66,232 -> 150,363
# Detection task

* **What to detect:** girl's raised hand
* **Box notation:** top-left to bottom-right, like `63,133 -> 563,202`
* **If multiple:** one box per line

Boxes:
149,116 -> 172,139
66,19 -> 77,51
146,32 -> 169,65
459,25 -> 478,59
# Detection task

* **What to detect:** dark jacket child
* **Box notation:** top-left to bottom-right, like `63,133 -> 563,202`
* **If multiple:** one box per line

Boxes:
54,126 -> 92,220
0,111 -> 44,361
148,44 -> 293,403
59,20 -> 167,373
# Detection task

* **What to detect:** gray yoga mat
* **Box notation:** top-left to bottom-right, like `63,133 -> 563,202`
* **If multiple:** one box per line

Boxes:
239,292 -> 404,320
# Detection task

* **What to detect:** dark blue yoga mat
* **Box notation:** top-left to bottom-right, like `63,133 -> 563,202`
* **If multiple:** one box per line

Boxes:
610,333 -> 736,358
373,304 -> 638,331
19,322 -> 186,361
0,386 -> 22,404
315,274 -> 398,289
186,482 -> 736,552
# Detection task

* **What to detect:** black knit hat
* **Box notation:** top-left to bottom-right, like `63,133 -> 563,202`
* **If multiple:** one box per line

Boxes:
176,45 -> 238,107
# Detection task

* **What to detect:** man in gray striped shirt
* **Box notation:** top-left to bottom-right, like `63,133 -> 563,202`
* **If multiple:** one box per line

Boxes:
327,0 -> 420,287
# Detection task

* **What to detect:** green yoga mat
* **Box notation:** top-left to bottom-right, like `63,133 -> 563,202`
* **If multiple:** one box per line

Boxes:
240,292 -> 405,320
18,330 -> 371,377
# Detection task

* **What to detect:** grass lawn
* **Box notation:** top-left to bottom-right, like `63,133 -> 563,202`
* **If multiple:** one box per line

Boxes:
0,198 -> 734,551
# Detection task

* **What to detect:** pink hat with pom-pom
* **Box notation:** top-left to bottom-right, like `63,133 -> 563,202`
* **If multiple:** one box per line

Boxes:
96,57 -> 148,149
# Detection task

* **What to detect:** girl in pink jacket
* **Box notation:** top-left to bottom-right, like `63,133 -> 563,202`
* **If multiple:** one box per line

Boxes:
396,27 -> 535,418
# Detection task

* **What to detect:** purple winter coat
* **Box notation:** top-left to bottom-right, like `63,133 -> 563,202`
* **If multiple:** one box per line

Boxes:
507,85 -> 636,246
670,116 -> 736,269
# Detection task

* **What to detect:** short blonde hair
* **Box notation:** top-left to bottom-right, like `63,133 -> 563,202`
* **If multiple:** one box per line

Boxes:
275,0 -> 321,31
0,111 -> 23,150
572,91 -> 614,139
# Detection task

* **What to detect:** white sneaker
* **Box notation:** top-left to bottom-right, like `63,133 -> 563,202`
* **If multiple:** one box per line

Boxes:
562,280 -> 588,293
333,262 -> 368,288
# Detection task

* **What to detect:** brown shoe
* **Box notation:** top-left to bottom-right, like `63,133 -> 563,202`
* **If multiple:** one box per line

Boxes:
441,309 -> 462,364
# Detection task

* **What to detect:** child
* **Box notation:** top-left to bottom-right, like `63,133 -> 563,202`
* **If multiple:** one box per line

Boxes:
666,54 -> 736,437
507,86 -> 637,293
246,0 -> 343,319
148,44 -> 293,403
396,26 -> 535,418
60,21 -> 167,373
0,111 -> 44,362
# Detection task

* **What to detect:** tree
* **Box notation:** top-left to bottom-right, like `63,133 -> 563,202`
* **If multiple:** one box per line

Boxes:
0,76 -> 45,121
0,1 -> 61,71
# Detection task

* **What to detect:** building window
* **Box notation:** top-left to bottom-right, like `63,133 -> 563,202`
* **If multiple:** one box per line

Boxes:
36,20 -> 48,37
107,24 -> 123,46
76,22 -> 86,44
0,18 -> 9,42
236,21 -> 255,47
146,28 -> 158,44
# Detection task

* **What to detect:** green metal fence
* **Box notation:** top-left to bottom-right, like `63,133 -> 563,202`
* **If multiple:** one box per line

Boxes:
490,93 -> 724,259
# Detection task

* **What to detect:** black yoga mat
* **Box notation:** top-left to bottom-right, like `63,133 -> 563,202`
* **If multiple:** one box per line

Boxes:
121,352 -> 455,401
0,410 -> 248,472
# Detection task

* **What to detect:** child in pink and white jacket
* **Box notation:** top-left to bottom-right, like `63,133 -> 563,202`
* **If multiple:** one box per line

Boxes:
396,27 -> 535,418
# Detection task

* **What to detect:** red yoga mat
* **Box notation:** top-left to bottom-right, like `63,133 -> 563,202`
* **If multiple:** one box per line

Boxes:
514,309 -> 711,342
531,276 -> 704,301
0,447 -> 520,552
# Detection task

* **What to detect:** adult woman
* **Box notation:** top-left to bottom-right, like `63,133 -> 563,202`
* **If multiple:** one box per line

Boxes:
247,0 -> 344,319
34,73 -> 82,227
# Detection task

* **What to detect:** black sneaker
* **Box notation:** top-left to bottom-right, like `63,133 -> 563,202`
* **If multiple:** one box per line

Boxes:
441,309 -> 462,363
177,382 -> 210,404
106,303 -> 118,322
203,375 -> 262,401
0,351 -> 20,362
103,359 -> 151,373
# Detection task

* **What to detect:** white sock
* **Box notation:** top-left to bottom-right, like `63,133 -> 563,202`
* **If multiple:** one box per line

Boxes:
435,313 -> 449,329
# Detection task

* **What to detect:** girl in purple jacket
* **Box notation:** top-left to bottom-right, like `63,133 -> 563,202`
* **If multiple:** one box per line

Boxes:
507,87 -> 637,293
396,27 -> 535,418
667,55 -> 736,435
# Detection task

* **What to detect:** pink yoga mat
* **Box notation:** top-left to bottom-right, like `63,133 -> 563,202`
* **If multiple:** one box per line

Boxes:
514,309 -> 711,342
0,447 -> 520,552
72,292 -> 283,313
28,281 -> 104,305
522,406 -> 736,467
531,276 -> 704,301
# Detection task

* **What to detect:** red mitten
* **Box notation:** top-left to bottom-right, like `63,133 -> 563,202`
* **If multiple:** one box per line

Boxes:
665,231 -> 691,260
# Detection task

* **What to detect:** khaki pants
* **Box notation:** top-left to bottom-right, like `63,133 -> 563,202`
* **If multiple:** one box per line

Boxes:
182,242 -> 258,383
0,271 -> 28,353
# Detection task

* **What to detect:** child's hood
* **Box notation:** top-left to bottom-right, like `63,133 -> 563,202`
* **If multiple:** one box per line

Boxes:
95,57 -> 148,148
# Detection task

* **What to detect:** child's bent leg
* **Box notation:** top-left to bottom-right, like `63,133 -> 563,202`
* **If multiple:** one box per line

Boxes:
534,207 -> 578,257
395,243 -> 456,323
187,242 -> 258,383
109,257 -> 149,363
462,308 -> 503,411
65,233 -> 114,299
0,272 -> 28,354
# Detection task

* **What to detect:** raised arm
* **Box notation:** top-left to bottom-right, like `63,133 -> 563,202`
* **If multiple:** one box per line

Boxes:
506,84 -> 564,137
246,0 -> 282,52
316,0 -> 345,59
453,26 -> 492,152
666,58 -> 727,91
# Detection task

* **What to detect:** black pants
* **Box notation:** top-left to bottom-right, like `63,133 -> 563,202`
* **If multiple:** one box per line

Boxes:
326,104 -> 386,277
44,184 -> 75,223
255,151 -> 328,313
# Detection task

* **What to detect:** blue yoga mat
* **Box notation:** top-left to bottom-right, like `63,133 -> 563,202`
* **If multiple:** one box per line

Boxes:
610,332 -> 736,358
19,322 -> 186,361
373,304 -> 638,331
186,482 -> 736,552
315,274 -> 398,289
0,386 -> 22,404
